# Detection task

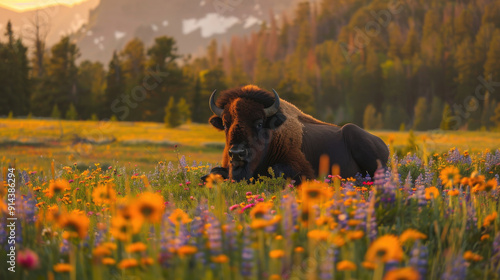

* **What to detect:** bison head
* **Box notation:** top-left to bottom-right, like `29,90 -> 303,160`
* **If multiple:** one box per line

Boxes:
209,86 -> 287,181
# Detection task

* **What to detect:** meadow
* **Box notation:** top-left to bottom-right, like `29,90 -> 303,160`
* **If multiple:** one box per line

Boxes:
0,119 -> 499,280
2,119 -> 500,172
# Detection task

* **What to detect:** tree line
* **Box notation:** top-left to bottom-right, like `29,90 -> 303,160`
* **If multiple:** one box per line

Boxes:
2,0 -> 500,130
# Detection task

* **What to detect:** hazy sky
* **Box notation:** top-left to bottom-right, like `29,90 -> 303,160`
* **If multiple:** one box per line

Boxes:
0,0 -> 90,12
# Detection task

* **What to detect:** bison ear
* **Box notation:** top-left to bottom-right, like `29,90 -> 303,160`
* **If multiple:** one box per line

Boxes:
209,115 -> 224,130
266,112 -> 287,129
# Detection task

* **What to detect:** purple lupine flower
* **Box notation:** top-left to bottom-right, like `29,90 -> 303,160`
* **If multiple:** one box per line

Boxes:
415,174 -> 423,188
21,193 -> 37,224
319,246 -> 335,280
178,222 -> 189,246
376,180 -> 396,207
224,216 -> 237,250
60,238 -> 70,255
405,171 -> 414,195
240,227 -> 254,277
207,216 -> 222,256
354,172 -> 364,183
365,198 -> 377,241
466,200 -> 477,231
492,233 -> 500,273
0,218 -> 7,250
401,153 -> 422,167
485,150 -> 500,171
374,165 -> 386,186
281,195 -> 299,237
414,183 -> 427,207
93,223 -> 106,247
441,253 -> 466,280
385,260 -> 399,272
15,220 -> 22,247
354,202 -> 368,230
166,162 -> 174,174
446,148 -> 472,165
409,241 -> 428,279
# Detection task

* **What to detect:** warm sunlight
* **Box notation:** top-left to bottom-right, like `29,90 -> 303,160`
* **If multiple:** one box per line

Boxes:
0,0 -> 90,12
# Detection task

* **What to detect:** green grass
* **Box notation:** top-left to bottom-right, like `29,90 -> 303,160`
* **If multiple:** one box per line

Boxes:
1,119 -> 499,173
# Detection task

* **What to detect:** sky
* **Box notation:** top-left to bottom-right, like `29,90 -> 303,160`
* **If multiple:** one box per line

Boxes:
0,0 -> 90,12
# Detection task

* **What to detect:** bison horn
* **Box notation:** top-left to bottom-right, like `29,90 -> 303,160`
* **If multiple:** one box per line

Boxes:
209,89 -> 224,117
263,89 -> 281,117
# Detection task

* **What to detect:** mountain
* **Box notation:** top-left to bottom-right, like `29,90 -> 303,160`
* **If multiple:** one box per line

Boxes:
73,0 -> 301,63
0,0 -> 303,63
0,0 -> 100,48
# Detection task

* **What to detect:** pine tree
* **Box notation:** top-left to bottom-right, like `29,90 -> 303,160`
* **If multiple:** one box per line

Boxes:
481,1 -> 500,28
77,60 -> 106,119
363,104 -> 381,130
484,29 -> 500,83
31,36 -> 79,117
177,98 -> 191,124
490,103 -> 500,130
428,96 -> 443,129
454,8 -> 474,43
0,21 -> 30,116
164,97 -> 181,128
402,21 -> 419,60
142,36 -> 184,122
454,38 -> 476,103
387,23 -> 404,59
440,103 -> 452,130
65,103 -> 78,120
51,104 -> 61,119
413,97 -> 428,131
474,23 -> 495,74
103,51 -> 125,119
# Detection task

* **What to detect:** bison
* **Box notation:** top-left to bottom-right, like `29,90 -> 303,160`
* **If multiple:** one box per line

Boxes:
203,85 -> 389,183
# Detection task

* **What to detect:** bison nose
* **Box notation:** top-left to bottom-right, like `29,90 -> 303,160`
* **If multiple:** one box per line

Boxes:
229,147 -> 248,160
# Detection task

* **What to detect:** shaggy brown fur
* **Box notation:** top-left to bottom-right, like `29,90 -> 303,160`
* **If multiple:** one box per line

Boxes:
206,85 -> 389,181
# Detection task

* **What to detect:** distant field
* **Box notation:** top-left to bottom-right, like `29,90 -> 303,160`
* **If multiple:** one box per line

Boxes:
0,119 -> 499,172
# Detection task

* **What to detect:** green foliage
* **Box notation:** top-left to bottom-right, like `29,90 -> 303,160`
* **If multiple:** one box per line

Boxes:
405,130 -> 418,154
2,0 -> 500,130
440,104 -> 452,130
164,96 -> 180,128
30,36 -> 79,117
51,104 -> 61,119
78,60 -> 106,119
0,21 -> 30,116
363,104 -> 383,130
65,103 -> 78,120
428,97 -> 443,129
103,51 -> 125,120
177,98 -> 191,124
491,103 -> 500,130
413,97 -> 428,131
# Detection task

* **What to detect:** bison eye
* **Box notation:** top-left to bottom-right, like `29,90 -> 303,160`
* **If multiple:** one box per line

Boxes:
255,120 -> 264,130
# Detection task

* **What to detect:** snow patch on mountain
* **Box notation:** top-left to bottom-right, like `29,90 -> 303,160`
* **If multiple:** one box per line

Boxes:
114,31 -> 126,40
183,13 -> 240,38
243,16 -> 261,29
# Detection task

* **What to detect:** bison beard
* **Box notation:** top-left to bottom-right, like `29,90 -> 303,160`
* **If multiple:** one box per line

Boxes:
203,85 -> 389,183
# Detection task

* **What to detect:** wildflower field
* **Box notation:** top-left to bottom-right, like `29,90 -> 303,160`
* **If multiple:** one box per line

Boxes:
0,120 -> 499,280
